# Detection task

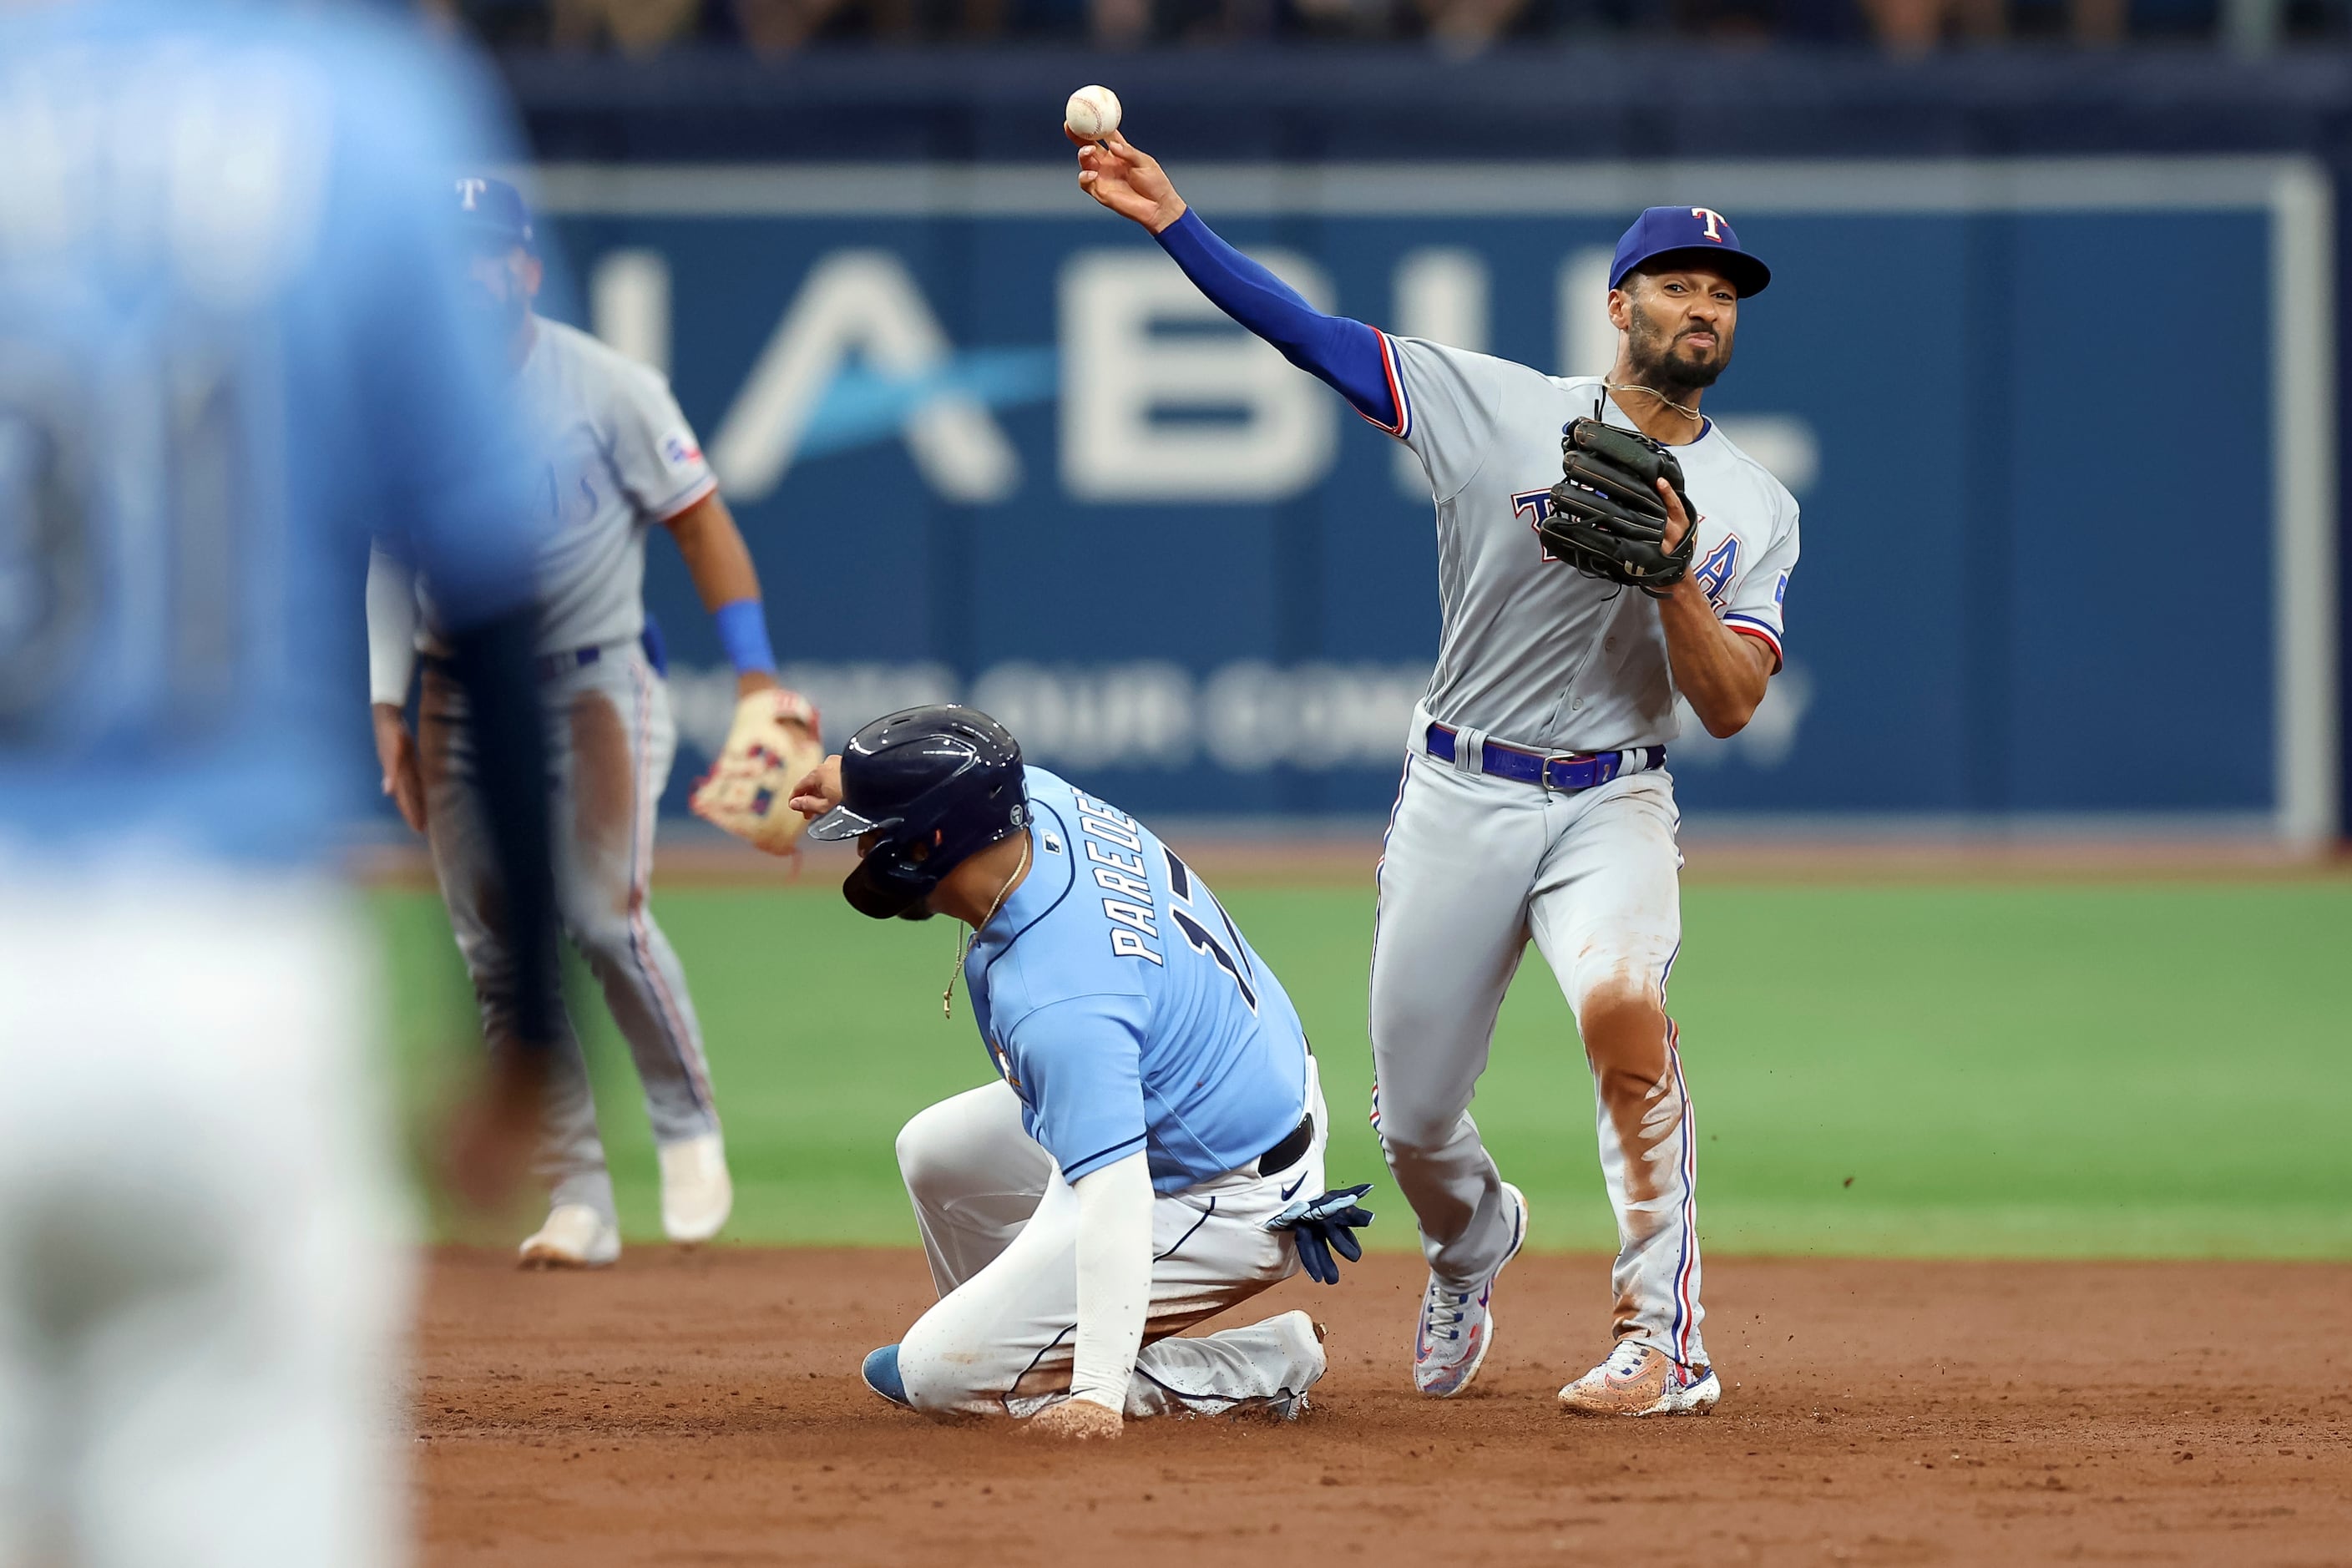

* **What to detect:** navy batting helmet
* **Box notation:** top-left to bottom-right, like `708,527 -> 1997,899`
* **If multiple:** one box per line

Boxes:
804,706 -> 1027,920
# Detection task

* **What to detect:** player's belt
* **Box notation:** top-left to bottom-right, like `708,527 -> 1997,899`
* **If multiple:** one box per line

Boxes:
1424,722 -> 1665,794
1252,1114 -> 1315,1177
423,644 -> 606,682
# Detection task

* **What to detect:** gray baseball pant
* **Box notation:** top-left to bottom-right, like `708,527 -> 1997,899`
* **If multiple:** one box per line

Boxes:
1368,717 -> 1707,1370
418,641 -> 718,1222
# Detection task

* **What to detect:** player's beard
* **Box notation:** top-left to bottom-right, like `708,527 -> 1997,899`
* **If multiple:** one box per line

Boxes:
1625,301 -> 1732,401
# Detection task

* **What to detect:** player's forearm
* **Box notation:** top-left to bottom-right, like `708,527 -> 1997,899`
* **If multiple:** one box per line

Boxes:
1068,1151 -> 1154,1414
1657,584 -> 1771,738
1155,210 -> 1399,428
666,494 -> 779,683
667,494 -> 762,611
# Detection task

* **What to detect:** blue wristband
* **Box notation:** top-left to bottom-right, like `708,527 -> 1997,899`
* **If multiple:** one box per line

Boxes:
711,598 -> 776,675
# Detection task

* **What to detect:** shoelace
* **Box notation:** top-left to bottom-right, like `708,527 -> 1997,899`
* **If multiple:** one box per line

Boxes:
1420,1283 -> 1474,1346
1601,1342 -> 1651,1379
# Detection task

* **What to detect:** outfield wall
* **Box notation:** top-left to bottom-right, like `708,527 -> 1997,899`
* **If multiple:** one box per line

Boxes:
490,51 -> 2350,842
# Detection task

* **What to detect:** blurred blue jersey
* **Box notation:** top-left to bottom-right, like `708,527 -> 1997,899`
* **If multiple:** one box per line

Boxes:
0,2 -> 539,866
963,769 -> 1312,1195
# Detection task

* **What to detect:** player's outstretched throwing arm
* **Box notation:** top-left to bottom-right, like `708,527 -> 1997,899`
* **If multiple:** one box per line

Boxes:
1073,132 -> 1402,432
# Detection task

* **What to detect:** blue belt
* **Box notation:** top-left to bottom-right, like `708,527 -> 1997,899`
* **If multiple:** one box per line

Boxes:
1424,722 -> 1664,793
536,645 -> 601,680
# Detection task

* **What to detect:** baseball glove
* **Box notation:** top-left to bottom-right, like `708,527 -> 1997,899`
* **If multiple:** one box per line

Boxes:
689,687 -> 826,855
1540,417 -> 1697,596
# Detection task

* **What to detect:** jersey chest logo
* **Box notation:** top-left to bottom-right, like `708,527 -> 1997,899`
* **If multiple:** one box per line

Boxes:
1693,534 -> 1740,609
1515,485 -> 1711,570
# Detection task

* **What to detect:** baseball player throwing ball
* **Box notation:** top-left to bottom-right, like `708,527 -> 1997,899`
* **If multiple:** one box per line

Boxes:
368,178 -> 822,1267
1076,125 -> 1798,1415
791,706 -> 1376,1436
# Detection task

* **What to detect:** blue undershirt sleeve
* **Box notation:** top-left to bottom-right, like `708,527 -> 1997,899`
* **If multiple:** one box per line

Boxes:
1155,208 -> 1403,434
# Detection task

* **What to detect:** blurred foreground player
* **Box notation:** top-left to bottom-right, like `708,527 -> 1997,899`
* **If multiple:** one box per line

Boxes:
0,3 -> 558,1562
367,178 -> 820,1267
792,707 -> 1374,1437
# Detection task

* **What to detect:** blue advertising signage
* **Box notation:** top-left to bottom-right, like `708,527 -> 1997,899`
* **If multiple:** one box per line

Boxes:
530,156 -> 2334,837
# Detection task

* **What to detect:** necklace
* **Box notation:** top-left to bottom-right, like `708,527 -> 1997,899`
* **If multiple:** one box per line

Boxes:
1605,382 -> 1705,427
943,833 -> 1031,1020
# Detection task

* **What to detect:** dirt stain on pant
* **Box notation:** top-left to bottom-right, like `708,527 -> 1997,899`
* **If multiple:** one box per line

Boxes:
567,688 -> 638,917
1579,973 -> 1687,1341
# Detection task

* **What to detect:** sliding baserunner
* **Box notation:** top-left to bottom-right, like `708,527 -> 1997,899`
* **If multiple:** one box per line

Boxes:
795,706 -> 1375,1436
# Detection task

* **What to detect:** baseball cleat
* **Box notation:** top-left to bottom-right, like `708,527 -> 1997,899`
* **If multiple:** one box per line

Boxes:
1413,1181 -> 1529,1398
862,1344 -> 913,1409
1556,1342 -> 1721,1416
518,1204 -> 621,1268
658,1130 -> 732,1244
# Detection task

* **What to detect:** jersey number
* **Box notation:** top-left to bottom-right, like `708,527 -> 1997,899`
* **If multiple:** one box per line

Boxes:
1163,847 -> 1257,1014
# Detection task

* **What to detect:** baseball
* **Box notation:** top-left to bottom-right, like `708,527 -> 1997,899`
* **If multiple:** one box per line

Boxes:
1065,85 -> 1121,142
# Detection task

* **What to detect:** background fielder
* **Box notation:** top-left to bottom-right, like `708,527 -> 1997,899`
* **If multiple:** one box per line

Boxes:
795,707 -> 1370,1435
368,179 -> 817,1267
1075,130 -> 1797,1414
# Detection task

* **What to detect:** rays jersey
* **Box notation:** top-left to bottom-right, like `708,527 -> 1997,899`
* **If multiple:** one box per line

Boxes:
405,316 -> 716,658
1385,343 -> 1801,752
0,0 -> 536,867
963,769 -> 1310,1196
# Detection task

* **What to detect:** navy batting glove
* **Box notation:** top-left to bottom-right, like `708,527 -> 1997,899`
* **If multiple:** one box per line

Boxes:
1263,1182 -> 1376,1286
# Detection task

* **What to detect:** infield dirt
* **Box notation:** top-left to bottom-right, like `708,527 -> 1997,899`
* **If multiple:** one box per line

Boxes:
417,1247 -> 2352,1566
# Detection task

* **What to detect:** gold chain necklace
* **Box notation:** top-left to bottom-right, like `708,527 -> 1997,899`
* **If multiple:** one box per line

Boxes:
1605,382 -> 1705,427
943,834 -> 1031,1020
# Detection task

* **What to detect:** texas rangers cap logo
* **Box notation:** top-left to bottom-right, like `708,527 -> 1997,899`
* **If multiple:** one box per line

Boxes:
1608,205 -> 1771,298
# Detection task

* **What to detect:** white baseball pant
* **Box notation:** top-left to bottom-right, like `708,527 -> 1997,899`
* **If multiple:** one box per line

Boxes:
893,1062 -> 1331,1419
0,871 -> 408,1568
418,642 -> 719,1223
1368,725 -> 1707,1371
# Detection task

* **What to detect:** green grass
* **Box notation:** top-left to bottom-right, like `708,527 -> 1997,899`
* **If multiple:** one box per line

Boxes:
379,879 -> 2352,1259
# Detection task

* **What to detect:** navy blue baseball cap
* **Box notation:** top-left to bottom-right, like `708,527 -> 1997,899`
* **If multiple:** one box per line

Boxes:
1610,206 -> 1770,298
453,175 -> 534,253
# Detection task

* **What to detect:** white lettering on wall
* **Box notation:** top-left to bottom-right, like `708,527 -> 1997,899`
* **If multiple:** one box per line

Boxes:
709,250 -> 1019,503
1059,248 -> 1337,502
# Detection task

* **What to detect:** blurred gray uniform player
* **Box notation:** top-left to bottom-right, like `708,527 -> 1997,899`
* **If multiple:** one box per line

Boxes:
1075,137 -> 1796,1414
369,182 -> 773,1266
0,3 -> 559,1563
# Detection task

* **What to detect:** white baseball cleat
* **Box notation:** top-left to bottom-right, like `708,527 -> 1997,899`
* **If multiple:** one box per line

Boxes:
518,1204 -> 621,1269
659,1130 -> 732,1244
1413,1181 -> 1530,1398
1556,1342 -> 1721,1416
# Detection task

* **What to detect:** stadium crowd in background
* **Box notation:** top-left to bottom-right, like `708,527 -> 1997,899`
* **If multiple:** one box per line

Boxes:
422,0 -> 2319,56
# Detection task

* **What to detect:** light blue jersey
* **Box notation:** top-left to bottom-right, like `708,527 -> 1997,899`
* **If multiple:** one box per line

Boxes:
964,768 -> 1311,1195
0,2 -> 538,867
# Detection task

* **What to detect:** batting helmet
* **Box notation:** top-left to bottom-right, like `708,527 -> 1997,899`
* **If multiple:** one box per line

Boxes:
804,706 -> 1028,920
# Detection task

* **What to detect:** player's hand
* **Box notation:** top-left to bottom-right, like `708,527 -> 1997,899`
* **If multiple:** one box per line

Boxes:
372,702 -> 427,834
736,669 -> 781,699
1075,134 -> 1186,235
789,753 -> 844,819
1025,1397 -> 1123,1440
1655,477 -> 1694,555
1264,1182 -> 1377,1285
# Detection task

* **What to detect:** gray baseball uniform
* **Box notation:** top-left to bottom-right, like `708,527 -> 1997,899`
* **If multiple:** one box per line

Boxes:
371,316 -> 723,1224
1370,343 -> 1798,1372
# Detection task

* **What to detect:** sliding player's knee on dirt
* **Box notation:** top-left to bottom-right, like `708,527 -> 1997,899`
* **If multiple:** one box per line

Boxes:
893,1308 -> 1009,1419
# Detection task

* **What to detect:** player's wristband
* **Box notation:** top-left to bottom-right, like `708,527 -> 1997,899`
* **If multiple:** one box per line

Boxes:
711,598 -> 777,676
